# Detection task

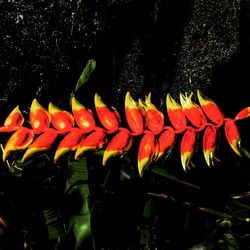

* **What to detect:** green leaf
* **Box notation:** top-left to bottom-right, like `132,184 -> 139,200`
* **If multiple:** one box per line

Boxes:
66,157 -> 92,250
43,208 -> 66,239
74,59 -> 96,94
152,168 -> 200,190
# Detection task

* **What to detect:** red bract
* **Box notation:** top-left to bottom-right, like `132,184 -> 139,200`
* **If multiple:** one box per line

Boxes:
94,93 -> 120,133
103,128 -> 132,165
138,132 -> 158,177
180,127 -> 196,172
0,106 -> 24,132
180,92 -> 207,129
235,107 -> 250,121
49,103 -> 74,134
157,126 -> 175,159
2,127 -> 34,161
197,90 -> 224,126
125,91 -> 144,135
71,97 -> 96,133
75,128 -> 107,160
139,93 -> 164,135
22,128 -> 58,162
224,119 -> 241,156
54,128 -> 83,163
166,94 -> 187,133
203,125 -> 217,167
30,99 -> 51,134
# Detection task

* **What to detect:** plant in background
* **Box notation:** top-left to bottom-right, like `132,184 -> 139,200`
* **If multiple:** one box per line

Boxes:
1,60 -> 250,249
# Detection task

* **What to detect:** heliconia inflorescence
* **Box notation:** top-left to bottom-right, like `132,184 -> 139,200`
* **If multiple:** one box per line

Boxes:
0,90 -> 249,176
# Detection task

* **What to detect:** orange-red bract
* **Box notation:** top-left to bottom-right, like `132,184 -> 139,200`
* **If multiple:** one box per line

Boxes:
94,93 -> 120,133
75,128 -> 107,160
125,91 -> 144,135
71,97 -> 96,132
180,127 -> 196,171
22,128 -> 58,162
180,92 -> 207,129
203,125 -> 217,167
166,94 -> 187,133
54,128 -> 83,163
224,119 -> 241,156
197,90 -> 224,126
49,103 -> 74,134
138,132 -> 158,177
235,107 -> 250,121
0,106 -> 24,132
139,93 -> 164,135
2,127 -> 34,161
157,126 -> 175,159
103,128 -> 132,165
30,99 -> 51,134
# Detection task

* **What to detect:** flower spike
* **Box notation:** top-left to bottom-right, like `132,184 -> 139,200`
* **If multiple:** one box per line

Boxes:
22,128 -> 58,162
2,127 -> 34,161
71,97 -> 96,133
224,119 -> 241,156
197,90 -> 224,126
102,128 -> 132,165
138,93 -> 164,135
75,128 -> 107,160
180,128 -> 196,172
54,128 -> 83,163
203,125 -> 217,167
30,99 -> 51,134
0,106 -> 24,132
180,92 -> 207,129
48,103 -> 74,134
166,94 -> 187,133
94,93 -> 120,133
1,89 -> 250,174
125,91 -> 144,135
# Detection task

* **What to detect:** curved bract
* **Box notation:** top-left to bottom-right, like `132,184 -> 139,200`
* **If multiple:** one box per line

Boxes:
0,90 -> 249,176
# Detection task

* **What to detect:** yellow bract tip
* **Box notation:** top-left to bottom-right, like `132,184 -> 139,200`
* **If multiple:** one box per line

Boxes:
48,102 -> 60,114
166,94 -> 182,110
71,97 -> 85,111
